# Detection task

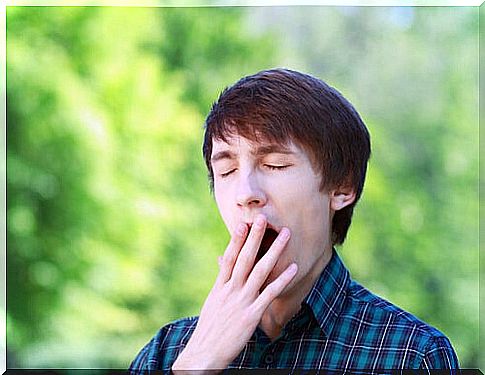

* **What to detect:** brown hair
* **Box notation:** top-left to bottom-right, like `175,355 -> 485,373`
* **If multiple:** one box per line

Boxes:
202,68 -> 371,245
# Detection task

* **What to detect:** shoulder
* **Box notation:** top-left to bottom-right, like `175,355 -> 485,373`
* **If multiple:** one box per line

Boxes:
347,280 -> 447,338
341,280 -> 459,368
130,316 -> 199,372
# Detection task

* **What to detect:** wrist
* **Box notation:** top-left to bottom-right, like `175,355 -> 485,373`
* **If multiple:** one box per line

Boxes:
172,345 -> 224,373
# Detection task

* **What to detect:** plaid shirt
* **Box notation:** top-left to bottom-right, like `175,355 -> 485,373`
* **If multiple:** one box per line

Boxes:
130,249 -> 459,373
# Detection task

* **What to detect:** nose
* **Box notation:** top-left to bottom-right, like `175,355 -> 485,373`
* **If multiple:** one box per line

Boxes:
236,171 -> 267,208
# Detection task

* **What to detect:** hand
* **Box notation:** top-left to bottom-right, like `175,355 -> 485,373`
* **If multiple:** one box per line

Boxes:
172,214 -> 297,373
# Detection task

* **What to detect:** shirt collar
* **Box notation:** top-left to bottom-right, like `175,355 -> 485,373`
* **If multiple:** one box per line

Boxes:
303,248 -> 351,337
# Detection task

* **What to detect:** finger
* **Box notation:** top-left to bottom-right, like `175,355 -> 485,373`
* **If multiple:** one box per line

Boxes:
231,214 -> 266,285
217,256 -> 223,267
245,227 -> 291,291
216,222 -> 248,285
252,263 -> 298,314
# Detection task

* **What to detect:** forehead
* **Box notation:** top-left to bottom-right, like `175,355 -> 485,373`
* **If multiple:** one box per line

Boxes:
211,135 -> 302,157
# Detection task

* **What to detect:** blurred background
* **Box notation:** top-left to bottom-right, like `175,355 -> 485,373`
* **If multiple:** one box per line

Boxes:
6,5 -> 479,369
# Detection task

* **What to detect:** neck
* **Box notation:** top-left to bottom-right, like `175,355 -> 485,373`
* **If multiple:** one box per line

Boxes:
259,246 -> 334,341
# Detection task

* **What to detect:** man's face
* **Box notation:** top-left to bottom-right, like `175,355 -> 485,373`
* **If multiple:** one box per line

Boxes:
211,134 -> 336,292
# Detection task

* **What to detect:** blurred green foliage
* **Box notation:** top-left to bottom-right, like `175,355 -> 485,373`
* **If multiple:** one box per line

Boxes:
6,6 -> 478,368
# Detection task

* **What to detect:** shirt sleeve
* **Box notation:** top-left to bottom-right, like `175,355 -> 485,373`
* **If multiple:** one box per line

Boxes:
129,318 -> 198,374
419,335 -> 460,370
129,336 -> 156,374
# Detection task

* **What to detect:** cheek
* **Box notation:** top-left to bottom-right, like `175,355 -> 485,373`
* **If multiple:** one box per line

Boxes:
288,190 -> 330,249
292,181 -> 328,218
214,189 -> 236,232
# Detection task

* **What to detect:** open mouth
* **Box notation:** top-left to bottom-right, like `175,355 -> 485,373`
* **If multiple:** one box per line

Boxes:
255,227 -> 279,263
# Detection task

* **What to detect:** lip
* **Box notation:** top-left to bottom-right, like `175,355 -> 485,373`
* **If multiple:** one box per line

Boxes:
245,221 -> 281,233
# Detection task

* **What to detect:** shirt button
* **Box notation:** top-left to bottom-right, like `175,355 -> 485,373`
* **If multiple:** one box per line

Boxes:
264,354 -> 274,364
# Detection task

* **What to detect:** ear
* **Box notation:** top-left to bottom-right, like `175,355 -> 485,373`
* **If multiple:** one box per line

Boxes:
330,186 -> 356,211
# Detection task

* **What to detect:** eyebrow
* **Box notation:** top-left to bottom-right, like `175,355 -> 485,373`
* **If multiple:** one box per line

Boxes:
211,144 -> 295,164
254,144 -> 294,157
211,150 -> 237,164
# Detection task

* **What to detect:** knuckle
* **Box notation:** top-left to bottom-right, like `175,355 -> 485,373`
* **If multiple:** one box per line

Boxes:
221,255 -> 231,267
250,266 -> 266,284
225,249 -> 239,264
250,262 -> 263,281
251,300 -> 264,314
237,253 -> 250,268
265,290 -> 276,301
265,284 -> 279,300
224,278 -> 235,291
255,256 -> 273,272
242,307 -> 256,325
230,234 -> 241,246
241,308 -> 254,325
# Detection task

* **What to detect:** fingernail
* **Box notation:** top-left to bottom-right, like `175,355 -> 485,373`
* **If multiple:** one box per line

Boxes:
237,223 -> 247,236
288,263 -> 298,274
279,228 -> 290,240
255,215 -> 266,228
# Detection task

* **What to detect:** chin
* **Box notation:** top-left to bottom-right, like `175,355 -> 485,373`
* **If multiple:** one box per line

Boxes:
261,261 -> 298,294
275,277 -> 298,298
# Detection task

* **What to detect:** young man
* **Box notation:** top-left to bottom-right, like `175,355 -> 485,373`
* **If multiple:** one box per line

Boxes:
130,69 -> 459,372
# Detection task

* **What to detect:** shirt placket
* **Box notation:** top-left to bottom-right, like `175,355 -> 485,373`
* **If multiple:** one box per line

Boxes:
257,312 -> 309,369
259,340 -> 278,369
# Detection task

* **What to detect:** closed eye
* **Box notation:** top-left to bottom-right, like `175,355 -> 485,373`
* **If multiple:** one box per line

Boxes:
220,169 -> 237,178
265,165 -> 291,170
219,165 -> 291,177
